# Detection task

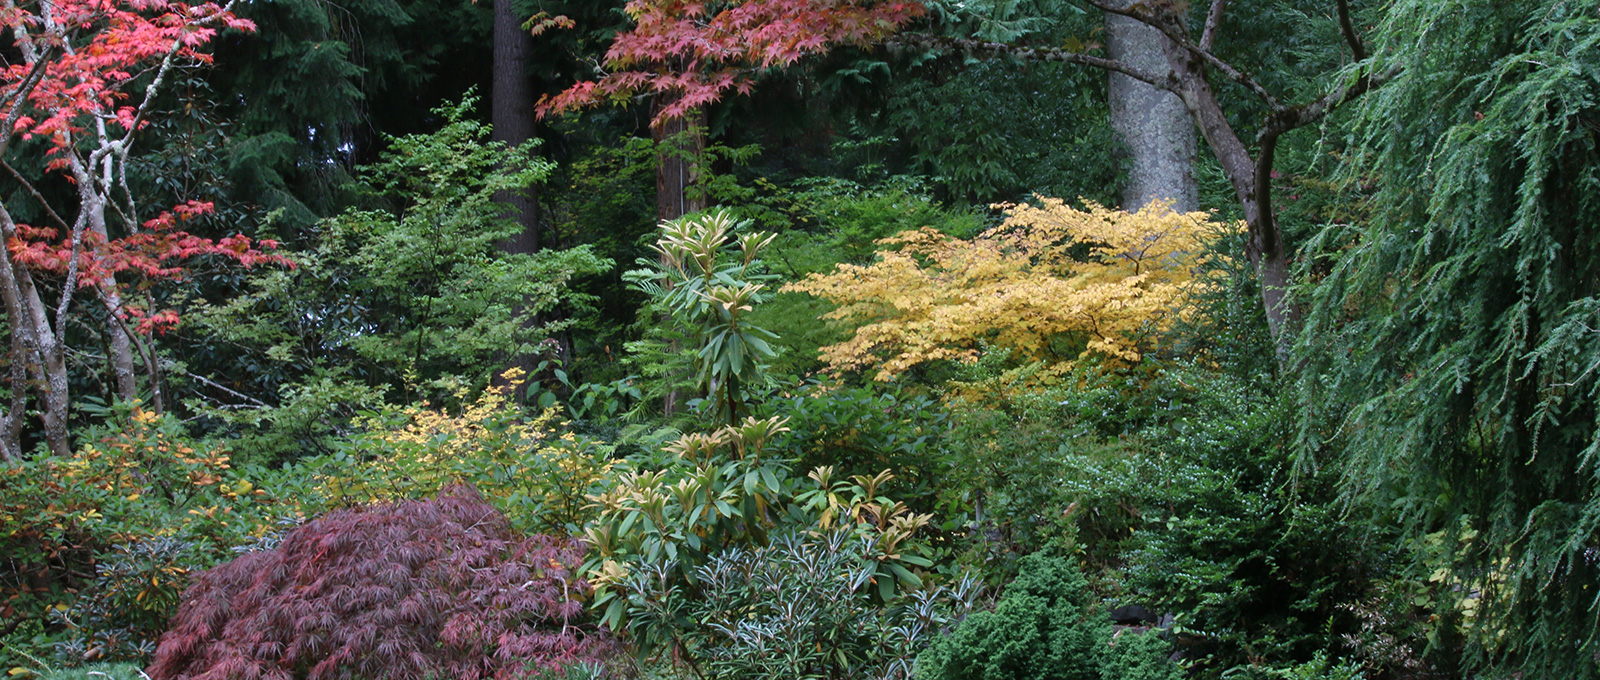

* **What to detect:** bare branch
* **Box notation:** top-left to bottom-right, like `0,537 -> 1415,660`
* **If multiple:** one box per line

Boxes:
53,209 -> 92,343
0,50 -> 54,159
1079,0 -> 1283,110
0,160 -> 71,234
118,144 -> 138,230
1267,68 -> 1384,136
93,285 -> 166,411
887,34 -> 1180,94
1335,0 -> 1366,61
1200,0 -> 1227,51
163,359 -> 269,407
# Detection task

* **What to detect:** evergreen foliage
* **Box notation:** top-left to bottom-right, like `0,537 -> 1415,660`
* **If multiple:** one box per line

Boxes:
916,552 -> 1180,680
658,531 -> 979,680
208,0 -> 492,227
1296,0 -> 1600,674
189,97 -> 608,457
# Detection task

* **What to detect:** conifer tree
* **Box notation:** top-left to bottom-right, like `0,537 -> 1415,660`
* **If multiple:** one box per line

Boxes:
1296,0 -> 1600,673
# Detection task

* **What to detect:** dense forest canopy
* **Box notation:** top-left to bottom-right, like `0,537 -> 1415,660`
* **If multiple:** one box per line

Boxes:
1,0 -> 1598,679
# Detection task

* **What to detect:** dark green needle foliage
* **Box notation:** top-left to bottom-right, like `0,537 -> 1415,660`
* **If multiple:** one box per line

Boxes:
1296,0 -> 1600,675
916,552 -> 1180,680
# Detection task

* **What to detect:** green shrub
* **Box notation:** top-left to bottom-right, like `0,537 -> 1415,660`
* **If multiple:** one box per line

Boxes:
916,552 -> 1180,680
0,405 -> 297,669
629,531 -> 980,680
758,383 -> 948,510
584,417 -> 938,646
931,360 -> 1396,675
189,95 -> 609,462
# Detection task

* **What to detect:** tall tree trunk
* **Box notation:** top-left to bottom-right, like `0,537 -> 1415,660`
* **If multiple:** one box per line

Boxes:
493,0 -> 541,251
1106,7 -> 1198,213
655,108 -> 707,222
654,102 -> 706,417
0,205 -> 71,456
491,0 -> 553,397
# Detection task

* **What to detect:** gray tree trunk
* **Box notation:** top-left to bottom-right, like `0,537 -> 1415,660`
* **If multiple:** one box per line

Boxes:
1106,9 -> 1198,213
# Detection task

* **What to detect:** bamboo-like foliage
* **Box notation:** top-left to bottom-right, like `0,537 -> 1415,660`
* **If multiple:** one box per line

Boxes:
1295,0 -> 1600,673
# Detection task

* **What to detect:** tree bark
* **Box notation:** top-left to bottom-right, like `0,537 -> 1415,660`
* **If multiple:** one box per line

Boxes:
79,188 -> 139,403
655,107 -> 707,222
1157,33 -> 1297,351
0,204 -> 72,456
654,101 -> 707,417
491,0 -> 554,398
1106,6 -> 1197,213
493,0 -> 541,253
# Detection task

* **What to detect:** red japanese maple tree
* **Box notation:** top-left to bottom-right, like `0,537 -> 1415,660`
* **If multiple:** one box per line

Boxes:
536,0 -> 923,413
0,0 -> 287,458
539,0 -> 926,124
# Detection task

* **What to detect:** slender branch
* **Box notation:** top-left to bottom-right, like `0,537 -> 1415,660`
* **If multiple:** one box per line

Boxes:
1335,0 -> 1366,61
0,160 -> 71,234
164,359 -> 268,407
93,285 -> 165,411
53,215 -> 92,343
1,333 -> 23,460
53,150 -> 98,341
1200,0 -> 1227,51
115,37 -> 187,151
117,142 -> 138,230
0,49 -> 54,159
1079,0 -> 1283,110
1267,68 -> 1384,136
118,0 -> 241,151
887,34 -> 1179,93
139,291 -> 164,413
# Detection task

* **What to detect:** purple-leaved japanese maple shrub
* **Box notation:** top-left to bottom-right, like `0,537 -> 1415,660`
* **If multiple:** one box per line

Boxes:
147,486 -> 616,680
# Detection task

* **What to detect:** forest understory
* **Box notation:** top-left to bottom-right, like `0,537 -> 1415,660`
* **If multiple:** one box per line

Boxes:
2,0 -> 1598,679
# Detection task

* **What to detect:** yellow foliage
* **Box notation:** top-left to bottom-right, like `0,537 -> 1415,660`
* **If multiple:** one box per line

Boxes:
326,369 -> 615,533
783,198 -> 1238,380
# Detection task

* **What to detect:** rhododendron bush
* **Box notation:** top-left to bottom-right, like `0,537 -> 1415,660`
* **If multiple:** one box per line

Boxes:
147,487 -> 616,680
0,0 -> 287,458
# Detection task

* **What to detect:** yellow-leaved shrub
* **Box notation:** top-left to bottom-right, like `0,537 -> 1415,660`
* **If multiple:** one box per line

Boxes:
783,198 -> 1237,380
318,369 -> 614,534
